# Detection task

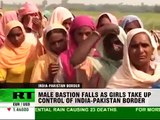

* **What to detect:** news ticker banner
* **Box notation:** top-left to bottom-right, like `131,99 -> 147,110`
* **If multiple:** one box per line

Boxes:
35,89 -> 160,107
0,89 -> 160,119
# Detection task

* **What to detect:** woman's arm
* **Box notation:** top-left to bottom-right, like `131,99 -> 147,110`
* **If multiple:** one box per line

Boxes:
71,24 -> 119,67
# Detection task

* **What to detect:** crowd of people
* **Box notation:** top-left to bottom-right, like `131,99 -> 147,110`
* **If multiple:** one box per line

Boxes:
0,1 -> 160,88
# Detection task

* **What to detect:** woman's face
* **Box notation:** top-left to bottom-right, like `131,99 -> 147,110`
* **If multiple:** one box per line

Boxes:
103,34 -> 123,60
97,15 -> 111,28
124,20 -> 141,33
62,18 -> 72,31
128,32 -> 154,68
46,30 -> 67,55
73,26 -> 92,45
7,27 -> 25,47
21,13 -> 41,32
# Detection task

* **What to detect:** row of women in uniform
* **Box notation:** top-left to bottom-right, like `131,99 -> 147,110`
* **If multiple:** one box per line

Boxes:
0,1 -> 160,88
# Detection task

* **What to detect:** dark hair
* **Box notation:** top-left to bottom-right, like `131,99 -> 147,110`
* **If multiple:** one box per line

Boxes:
46,29 -> 67,40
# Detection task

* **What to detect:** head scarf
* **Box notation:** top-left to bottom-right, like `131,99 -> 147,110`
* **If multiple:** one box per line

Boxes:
0,20 -> 35,68
120,15 -> 143,29
49,7 -> 74,25
60,15 -> 96,81
123,28 -> 157,73
96,12 -> 118,28
18,1 -> 39,18
107,28 -> 160,88
89,26 -> 127,81
69,15 -> 96,49
18,1 -> 41,32
0,11 -> 18,47
43,23 -> 68,60
30,24 -> 68,83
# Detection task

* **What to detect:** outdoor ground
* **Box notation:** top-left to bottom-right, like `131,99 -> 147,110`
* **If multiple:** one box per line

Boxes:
72,10 -> 160,30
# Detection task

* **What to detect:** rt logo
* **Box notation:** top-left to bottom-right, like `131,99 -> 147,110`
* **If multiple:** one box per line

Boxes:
13,92 -> 34,99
